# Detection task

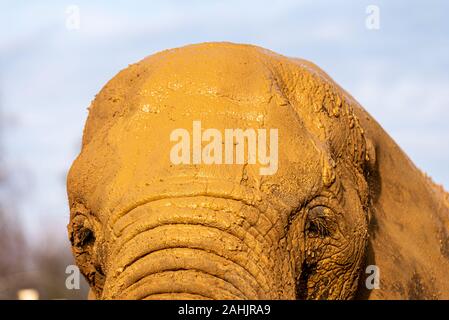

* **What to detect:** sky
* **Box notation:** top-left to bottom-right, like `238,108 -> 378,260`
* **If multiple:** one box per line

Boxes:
0,0 -> 448,241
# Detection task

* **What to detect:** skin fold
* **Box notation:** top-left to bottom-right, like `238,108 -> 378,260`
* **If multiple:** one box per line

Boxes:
67,42 -> 449,300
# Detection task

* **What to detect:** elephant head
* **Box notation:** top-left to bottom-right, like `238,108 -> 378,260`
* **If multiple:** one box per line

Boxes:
67,42 -> 449,300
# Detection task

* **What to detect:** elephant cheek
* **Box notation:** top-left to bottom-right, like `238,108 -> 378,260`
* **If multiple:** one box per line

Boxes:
300,235 -> 367,299
100,196 -> 295,300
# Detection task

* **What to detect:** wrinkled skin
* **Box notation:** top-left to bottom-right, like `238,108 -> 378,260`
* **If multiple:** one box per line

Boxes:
67,42 -> 449,300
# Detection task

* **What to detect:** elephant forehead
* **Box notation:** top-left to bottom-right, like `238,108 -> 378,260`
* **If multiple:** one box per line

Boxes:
71,43 -> 333,214
68,103 -> 324,218
137,43 -> 276,107
83,43 -> 299,144
121,105 -> 320,170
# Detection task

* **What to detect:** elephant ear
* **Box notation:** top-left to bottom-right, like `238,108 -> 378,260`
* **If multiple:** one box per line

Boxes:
351,105 -> 449,299
287,58 -> 449,299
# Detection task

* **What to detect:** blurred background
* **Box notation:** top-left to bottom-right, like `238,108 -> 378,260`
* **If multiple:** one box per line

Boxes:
0,0 -> 448,299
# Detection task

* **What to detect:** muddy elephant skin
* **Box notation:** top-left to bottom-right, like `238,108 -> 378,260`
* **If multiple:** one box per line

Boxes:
67,42 -> 449,300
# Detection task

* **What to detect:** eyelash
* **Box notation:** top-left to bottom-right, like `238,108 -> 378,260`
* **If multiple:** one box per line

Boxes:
305,206 -> 333,238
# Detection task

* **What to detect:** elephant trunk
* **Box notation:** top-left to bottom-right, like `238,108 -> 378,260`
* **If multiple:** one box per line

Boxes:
101,195 -> 292,300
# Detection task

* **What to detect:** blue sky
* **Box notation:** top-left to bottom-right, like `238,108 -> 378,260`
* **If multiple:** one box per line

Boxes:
1,0 -> 448,241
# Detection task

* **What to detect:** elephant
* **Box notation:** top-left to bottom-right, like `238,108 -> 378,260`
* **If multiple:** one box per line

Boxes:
67,42 -> 449,300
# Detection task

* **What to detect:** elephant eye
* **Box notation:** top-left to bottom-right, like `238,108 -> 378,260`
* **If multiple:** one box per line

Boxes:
70,221 -> 95,248
305,206 -> 332,238
77,227 -> 95,247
